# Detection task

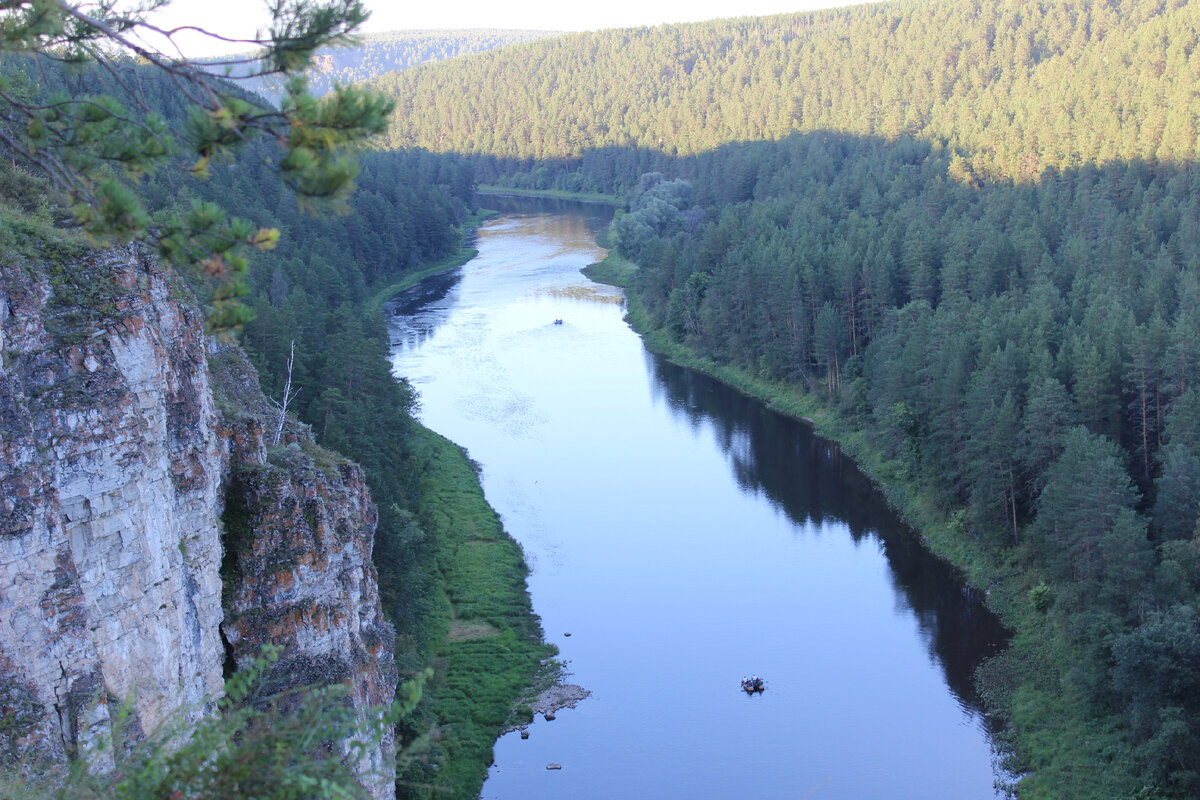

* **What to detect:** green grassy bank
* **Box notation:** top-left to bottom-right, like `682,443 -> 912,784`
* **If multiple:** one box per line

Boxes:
583,250 -> 1134,799
361,217 -> 554,798
394,422 -> 555,800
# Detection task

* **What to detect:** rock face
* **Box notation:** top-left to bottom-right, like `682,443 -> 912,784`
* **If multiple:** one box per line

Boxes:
215,348 -> 398,799
0,245 -> 225,762
0,245 -> 397,797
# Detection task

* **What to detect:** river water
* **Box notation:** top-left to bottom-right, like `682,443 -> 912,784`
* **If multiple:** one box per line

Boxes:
387,197 -> 1007,800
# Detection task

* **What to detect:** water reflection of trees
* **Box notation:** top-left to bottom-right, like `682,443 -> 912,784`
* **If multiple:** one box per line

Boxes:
479,195 -> 616,227
385,269 -> 464,352
647,352 -> 1008,722
388,198 -> 615,351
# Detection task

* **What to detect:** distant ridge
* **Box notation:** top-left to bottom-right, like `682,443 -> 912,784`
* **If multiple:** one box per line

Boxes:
369,0 -> 1198,192
245,28 -> 562,103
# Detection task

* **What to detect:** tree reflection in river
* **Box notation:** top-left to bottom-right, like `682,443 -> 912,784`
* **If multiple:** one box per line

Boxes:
647,355 -> 1009,719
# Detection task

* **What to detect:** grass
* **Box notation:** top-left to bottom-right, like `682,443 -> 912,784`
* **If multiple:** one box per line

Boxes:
398,425 -> 555,800
0,202 -> 87,266
364,209 -> 499,316
580,250 -> 637,286
364,246 -> 478,317
355,210 -> 554,798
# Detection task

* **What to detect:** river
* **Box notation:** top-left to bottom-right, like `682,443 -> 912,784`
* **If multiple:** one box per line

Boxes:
387,196 -> 1008,800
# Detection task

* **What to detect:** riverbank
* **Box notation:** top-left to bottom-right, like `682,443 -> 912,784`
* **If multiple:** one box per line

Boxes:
477,185 -> 620,205
585,253 -> 986,571
365,209 -> 499,316
367,212 -> 560,799
397,425 -> 558,799
501,683 -> 592,735
583,249 -> 1132,799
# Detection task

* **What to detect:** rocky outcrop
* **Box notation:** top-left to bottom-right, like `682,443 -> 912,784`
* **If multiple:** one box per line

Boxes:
214,348 -> 398,798
0,245 -> 225,762
0,245 -> 397,797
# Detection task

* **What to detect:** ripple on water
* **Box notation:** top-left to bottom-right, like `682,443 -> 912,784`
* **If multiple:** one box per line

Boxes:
456,386 -> 548,439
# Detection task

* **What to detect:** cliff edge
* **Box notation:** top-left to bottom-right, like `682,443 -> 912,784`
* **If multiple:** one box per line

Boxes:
0,241 -> 397,797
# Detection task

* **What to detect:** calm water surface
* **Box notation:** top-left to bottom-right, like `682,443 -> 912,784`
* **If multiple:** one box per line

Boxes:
388,198 -> 1007,800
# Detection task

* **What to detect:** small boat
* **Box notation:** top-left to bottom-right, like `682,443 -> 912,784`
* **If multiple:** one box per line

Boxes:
553,319 -> 563,325
741,676 -> 765,693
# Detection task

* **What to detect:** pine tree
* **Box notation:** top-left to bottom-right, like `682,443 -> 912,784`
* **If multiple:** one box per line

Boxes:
1033,426 -> 1140,582
0,0 -> 394,326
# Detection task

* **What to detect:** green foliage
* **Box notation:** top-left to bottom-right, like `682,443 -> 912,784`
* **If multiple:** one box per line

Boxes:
0,190 -> 86,264
1032,427 -> 1140,582
1008,683 -> 1143,800
1154,390 -> 1200,540
1112,605 -> 1200,795
1029,582 -> 1052,613
394,427 -> 554,800
602,138 -> 1200,794
0,0 -> 394,327
580,249 -> 637,287
372,0 -> 1200,193
601,141 -> 1200,793
5,646 -> 414,800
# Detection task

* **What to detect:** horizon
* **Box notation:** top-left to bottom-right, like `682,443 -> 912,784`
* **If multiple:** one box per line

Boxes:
136,0 -> 870,58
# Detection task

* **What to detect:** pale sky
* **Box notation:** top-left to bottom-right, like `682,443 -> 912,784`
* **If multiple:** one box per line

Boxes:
361,0 -> 865,33
140,0 -> 868,57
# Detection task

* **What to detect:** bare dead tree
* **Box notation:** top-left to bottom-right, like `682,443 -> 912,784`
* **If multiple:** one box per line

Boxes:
272,338 -> 300,445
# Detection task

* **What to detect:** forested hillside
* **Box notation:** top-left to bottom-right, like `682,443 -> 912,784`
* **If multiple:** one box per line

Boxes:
372,1 -> 1200,798
617,146 -> 1200,798
244,29 -> 558,103
376,0 -> 1198,192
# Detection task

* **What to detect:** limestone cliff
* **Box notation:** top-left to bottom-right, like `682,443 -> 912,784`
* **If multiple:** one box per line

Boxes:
0,244 -> 225,762
214,348 -> 398,798
0,243 -> 397,797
